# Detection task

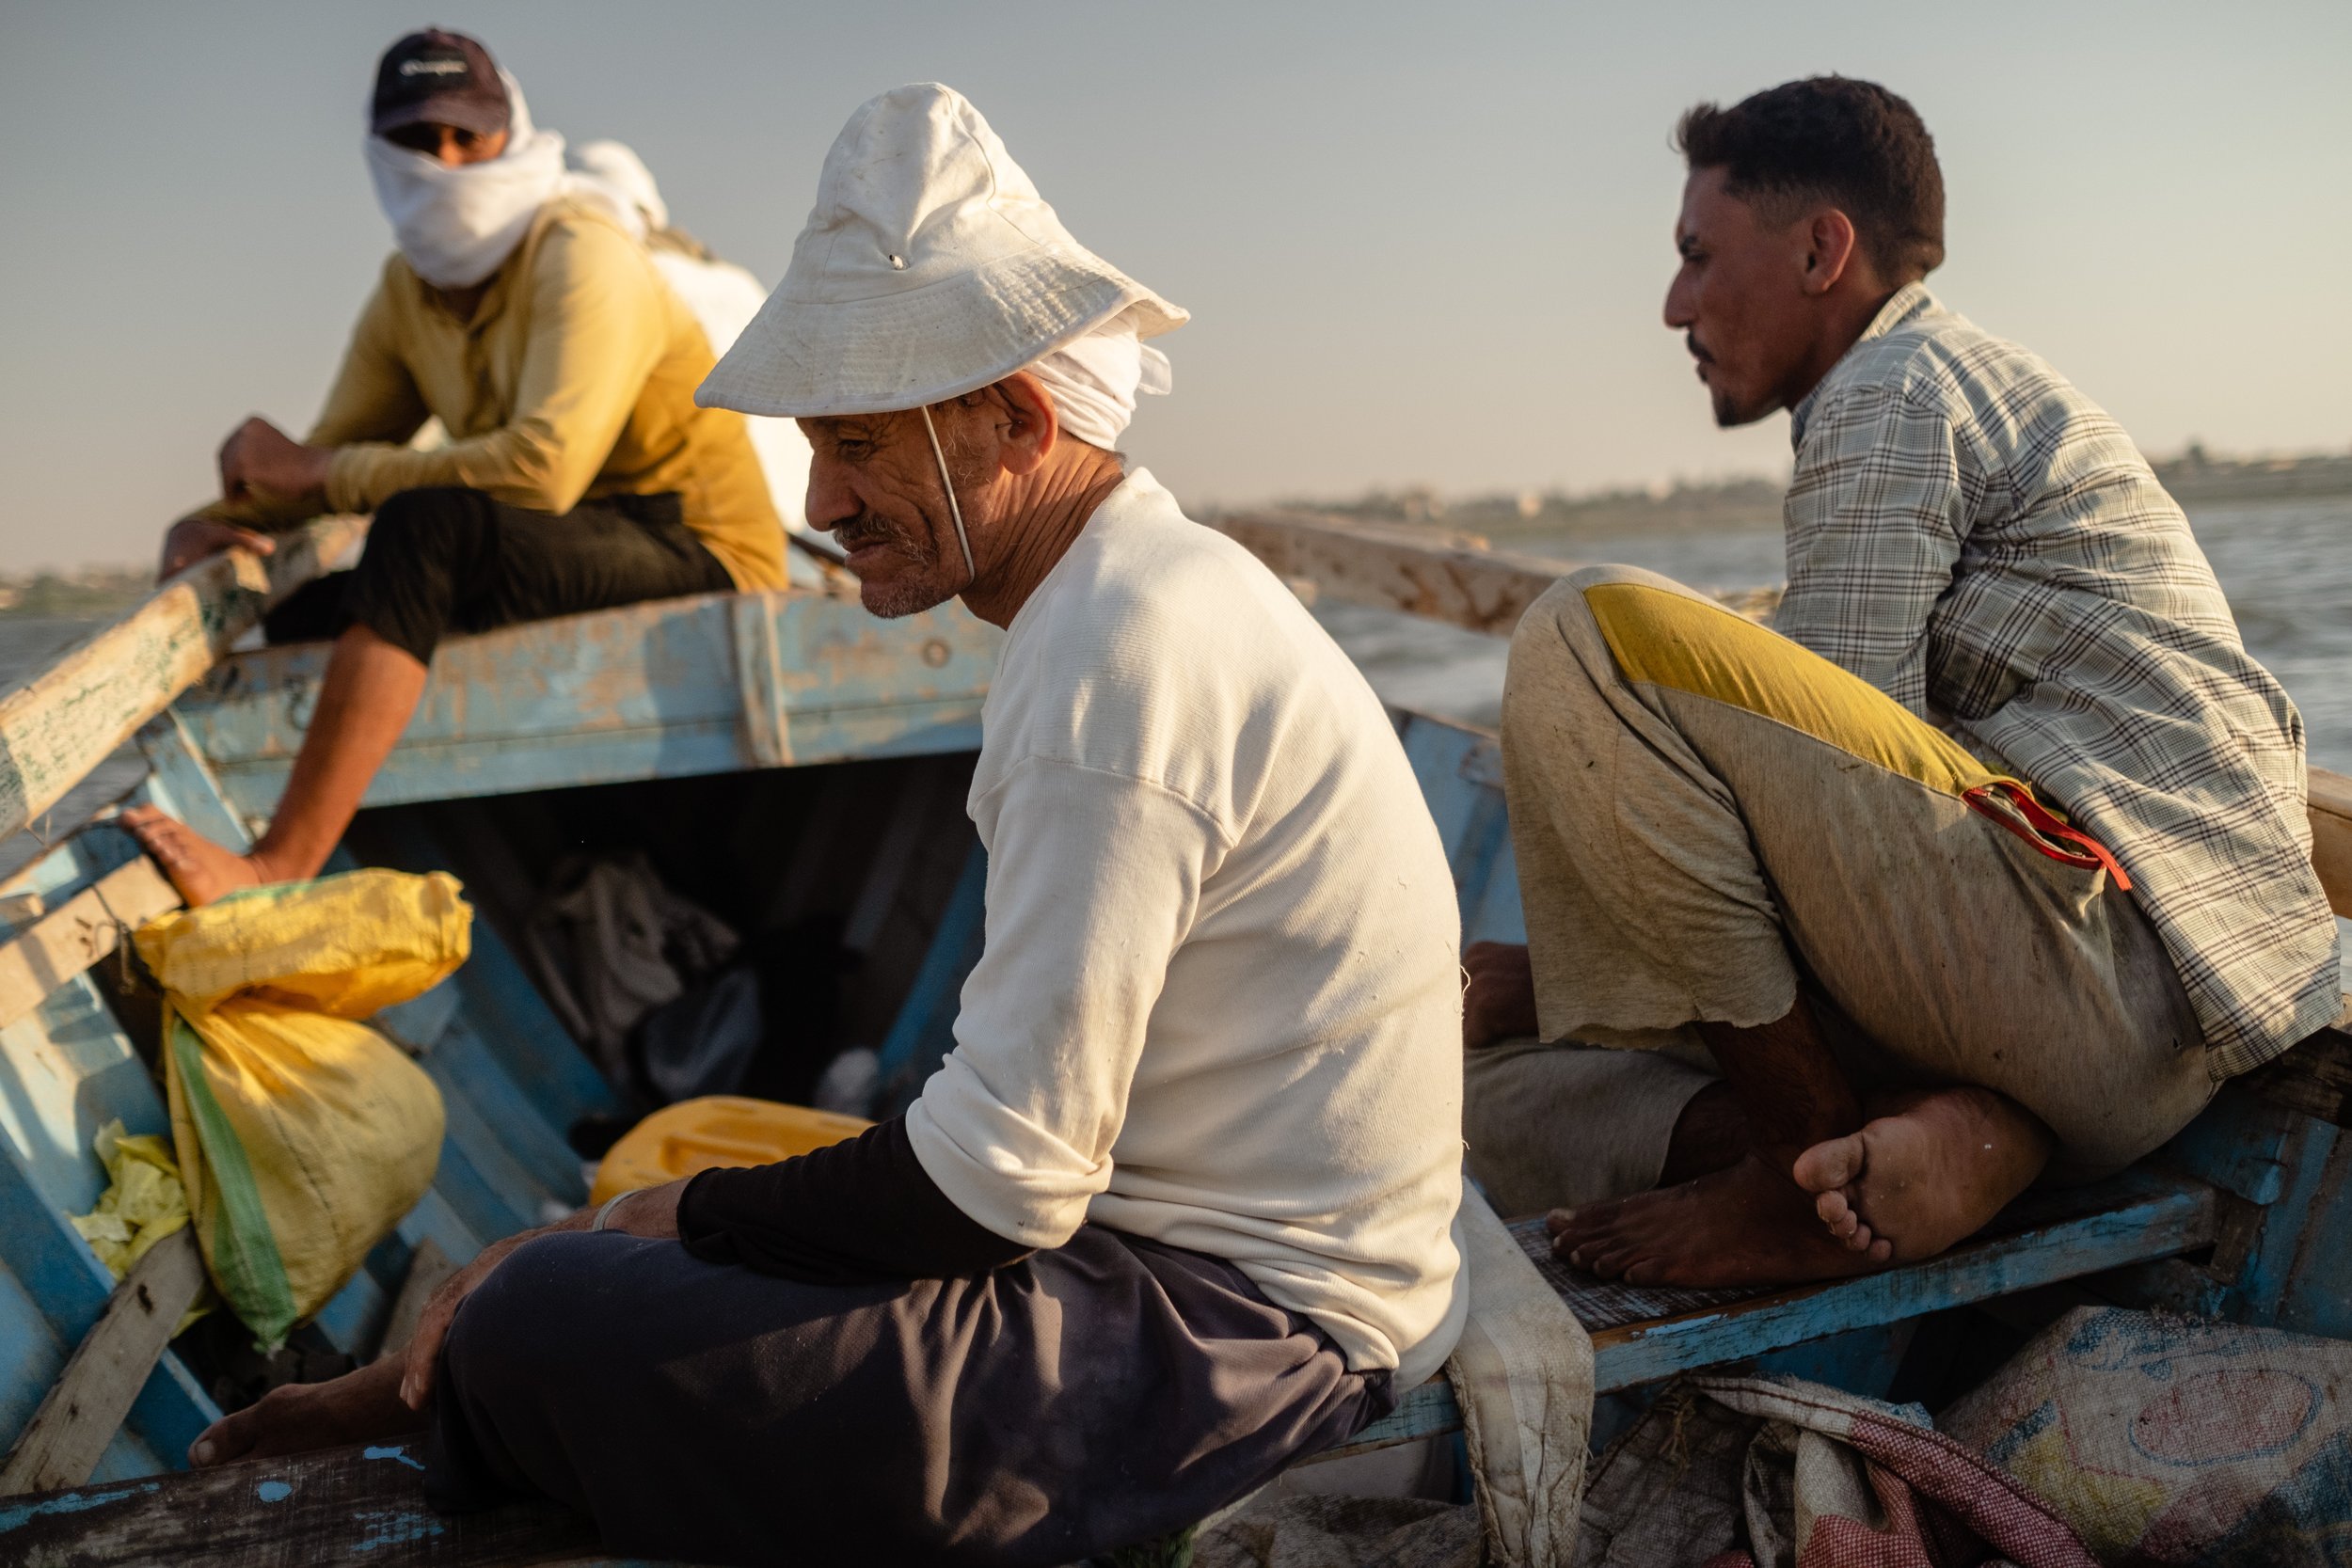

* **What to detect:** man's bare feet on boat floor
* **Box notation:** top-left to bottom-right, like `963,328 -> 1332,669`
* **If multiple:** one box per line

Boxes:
1547,1151 -> 1889,1288
120,806 -> 275,907
1793,1085 -> 2051,1265
189,1354 -> 425,1467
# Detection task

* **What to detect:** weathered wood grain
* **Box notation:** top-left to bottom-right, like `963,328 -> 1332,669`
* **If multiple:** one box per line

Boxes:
1215,510 -> 1581,636
2244,1003 -> 2352,1125
0,857 -> 178,1033
174,588 -> 1001,816
0,852 -> 221,1469
0,1440 -> 608,1567
1213,508 -> 1784,636
0,516 -> 364,845
0,1230 -> 206,1497
2312,766 -> 2352,916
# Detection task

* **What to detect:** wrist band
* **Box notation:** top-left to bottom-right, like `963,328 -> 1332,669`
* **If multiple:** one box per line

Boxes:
591,1191 -> 636,1232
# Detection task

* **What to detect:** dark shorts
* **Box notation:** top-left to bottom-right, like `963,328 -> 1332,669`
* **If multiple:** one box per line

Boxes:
265,486 -> 735,662
425,1226 -> 1391,1568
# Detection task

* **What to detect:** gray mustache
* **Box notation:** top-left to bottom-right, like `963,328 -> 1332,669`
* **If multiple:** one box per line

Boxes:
834,515 -> 923,554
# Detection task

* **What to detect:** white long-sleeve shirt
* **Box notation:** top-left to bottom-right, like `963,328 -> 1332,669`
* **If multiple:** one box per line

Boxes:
905,469 -> 1469,1387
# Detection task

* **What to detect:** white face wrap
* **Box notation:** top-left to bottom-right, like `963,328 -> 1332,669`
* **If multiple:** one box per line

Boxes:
918,404 -> 977,589
365,72 -> 638,287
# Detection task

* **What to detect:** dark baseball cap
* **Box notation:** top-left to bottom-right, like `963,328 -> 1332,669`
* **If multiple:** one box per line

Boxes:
371,29 -> 510,139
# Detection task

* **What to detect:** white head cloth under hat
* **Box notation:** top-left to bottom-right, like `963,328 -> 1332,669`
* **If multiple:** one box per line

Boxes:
697,83 -> 1185,449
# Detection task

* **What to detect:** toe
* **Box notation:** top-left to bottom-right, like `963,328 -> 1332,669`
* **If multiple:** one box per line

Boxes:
1549,1202 -> 1623,1254
1816,1188 -> 1852,1228
1793,1132 -> 1867,1196
1549,1199 -> 1623,1238
1559,1222 -> 1622,1271
1586,1243 -> 1643,1279
1842,1221 -> 1875,1254
1621,1257 -> 1668,1286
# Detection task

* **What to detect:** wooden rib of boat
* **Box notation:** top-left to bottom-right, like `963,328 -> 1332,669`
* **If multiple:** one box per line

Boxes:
0,510 -> 2345,1564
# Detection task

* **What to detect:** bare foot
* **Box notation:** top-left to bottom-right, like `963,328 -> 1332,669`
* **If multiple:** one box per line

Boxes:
189,1355 -> 425,1467
1792,1086 -> 2052,1264
120,805 -> 273,906
1546,1151 -> 1891,1288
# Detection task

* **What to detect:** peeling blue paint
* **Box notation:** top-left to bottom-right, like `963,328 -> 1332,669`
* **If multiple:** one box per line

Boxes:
0,1481 -> 161,1533
256,1480 -> 293,1503
362,1445 -> 426,1472
180,589 -> 1002,816
350,1506 -> 446,1551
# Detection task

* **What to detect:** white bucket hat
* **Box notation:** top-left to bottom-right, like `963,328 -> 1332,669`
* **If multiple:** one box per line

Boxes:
696,82 -> 1186,420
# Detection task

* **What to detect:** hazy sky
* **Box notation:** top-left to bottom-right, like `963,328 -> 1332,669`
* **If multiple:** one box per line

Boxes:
3,1 -> 2346,570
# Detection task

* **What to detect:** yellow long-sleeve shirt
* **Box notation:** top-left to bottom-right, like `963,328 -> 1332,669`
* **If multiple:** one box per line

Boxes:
202,198 -> 786,593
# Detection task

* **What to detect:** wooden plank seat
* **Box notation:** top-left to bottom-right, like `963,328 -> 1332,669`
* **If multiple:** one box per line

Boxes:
0,1440 -> 627,1568
1324,1164 -> 2219,1460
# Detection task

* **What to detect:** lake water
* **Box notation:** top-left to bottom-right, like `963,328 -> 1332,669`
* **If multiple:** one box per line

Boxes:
2,493 -> 2345,887
1317,496 -> 2352,776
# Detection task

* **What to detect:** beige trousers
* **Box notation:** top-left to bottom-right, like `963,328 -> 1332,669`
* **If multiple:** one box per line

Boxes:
1464,567 -> 2213,1216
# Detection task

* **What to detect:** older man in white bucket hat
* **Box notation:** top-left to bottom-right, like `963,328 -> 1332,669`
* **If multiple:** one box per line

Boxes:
187,84 -> 1469,1567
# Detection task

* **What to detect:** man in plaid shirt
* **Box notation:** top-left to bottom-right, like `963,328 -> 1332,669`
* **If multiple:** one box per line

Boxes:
1460,77 -> 2340,1288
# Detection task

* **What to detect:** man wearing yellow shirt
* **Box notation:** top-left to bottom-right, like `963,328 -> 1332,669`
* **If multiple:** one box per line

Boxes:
125,29 -> 787,905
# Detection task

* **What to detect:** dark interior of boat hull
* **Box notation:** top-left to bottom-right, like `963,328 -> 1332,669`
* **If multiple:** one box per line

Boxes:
78,747 -> 988,1422
347,747 -> 984,1123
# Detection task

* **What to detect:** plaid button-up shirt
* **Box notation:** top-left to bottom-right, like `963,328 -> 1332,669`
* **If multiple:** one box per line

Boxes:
1777,284 -> 2339,1078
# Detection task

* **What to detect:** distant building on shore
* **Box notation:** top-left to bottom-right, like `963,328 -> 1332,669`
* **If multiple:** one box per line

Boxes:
2152,446 -> 2352,504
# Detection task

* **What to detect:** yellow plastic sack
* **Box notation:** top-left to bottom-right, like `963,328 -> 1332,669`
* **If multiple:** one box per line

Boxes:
135,868 -> 469,1349
591,1096 -> 870,1205
70,1117 -> 211,1334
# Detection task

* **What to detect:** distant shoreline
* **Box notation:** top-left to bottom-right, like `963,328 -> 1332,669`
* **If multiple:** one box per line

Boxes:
7,450 -> 2346,619
1232,446 -> 2352,544
0,566 -> 151,620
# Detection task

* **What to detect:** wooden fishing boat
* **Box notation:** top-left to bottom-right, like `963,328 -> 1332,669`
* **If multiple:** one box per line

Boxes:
0,509 -> 2345,1563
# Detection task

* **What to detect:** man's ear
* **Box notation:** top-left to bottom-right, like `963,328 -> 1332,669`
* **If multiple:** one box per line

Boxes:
993,372 -> 1059,475
1800,208 -> 1861,297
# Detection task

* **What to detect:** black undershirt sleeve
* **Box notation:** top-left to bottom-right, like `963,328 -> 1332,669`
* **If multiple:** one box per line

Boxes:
675,1115 -> 1032,1286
